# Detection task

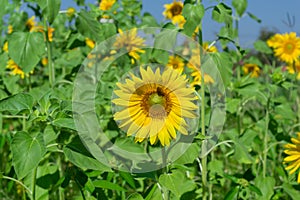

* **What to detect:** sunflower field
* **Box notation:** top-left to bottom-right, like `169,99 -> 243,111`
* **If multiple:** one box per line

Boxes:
1,0 -> 300,199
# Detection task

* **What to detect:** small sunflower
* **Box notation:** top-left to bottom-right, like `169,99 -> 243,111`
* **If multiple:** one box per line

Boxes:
112,66 -> 198,146
26,16 -> 36,31
203,42 -> 218,53
267,32 -> 300,63
163,1 -> 184,20
242,63 -> 260,78
2,41 -> 8,53
114,28 -> 145,61
286,59 -> 300,79
190,70 -> 214,87
6,59 -> 25,79
8,25 -> 13,34
166,55 -> 185,74
66,7 -> 76,17
283,132 -> 300,183
99,0 -> 116,11
163,1 -> 186,28
85,38 -> 95,49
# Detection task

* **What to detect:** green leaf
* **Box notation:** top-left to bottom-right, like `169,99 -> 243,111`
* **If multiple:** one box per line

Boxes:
76,10 -> 102,41
247,12 -> 261,23
182,3 -> 204,36
93,180 -> 127,191
0,93 -> 33,115
154,28 -> 178,51
8,32 -> 45,72
11,131 -> 46,179
38,0 -> 61,23
127,193 -> 144,200
63,136 -> 112,172
52,118 -> 76,130
140,12 -> 158,27
224,186 -> 239,200
253,40 -> 272,54
159,170 -> 195,198
212,3 -> 232,23
254,176 -> 275,200
232,0 -> 247,17
120,171 -> 136,188
282,183 -> 300,200
172,143 -> 200,165
233,141 -> 253,164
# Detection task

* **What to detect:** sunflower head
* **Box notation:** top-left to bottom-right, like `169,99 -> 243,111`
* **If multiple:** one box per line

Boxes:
66,7 -> 76,18
268,32 -> 300,64
113,28 -> 145,61
26,16 -> 36,31
112,66 -> 198,146
6,59 -> 25,79
163,1 -> 184,19
99,0 -> 116,11
242,63 -> 260,78
166,55 -> 185,74
86,38 -> 95,49
283,132 -> 300,183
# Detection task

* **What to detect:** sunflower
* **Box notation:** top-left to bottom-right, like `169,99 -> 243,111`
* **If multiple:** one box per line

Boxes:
99,0 -> 116,11
286,59 -> 300,79
8,25 -> 13,34
26,16 -> 36,31
242,63 -> 260,78
2,41 -> 8,53
163,1 -> 183,20
163,1 -> 186,28
203,42 -> 218,53
190,70 -> 214,87
114,28 -> 145,61
283,132 -> 300,183
66,7 -> 76,17
6,59 -> 25,79
267,32 -> 300,63
166,55 -> 185,74
112,66 -> 198,146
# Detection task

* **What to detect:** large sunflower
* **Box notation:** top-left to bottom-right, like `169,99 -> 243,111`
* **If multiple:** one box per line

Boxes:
112,66 -> 198,146
283,132 -> 300,183
114,28 -> 145,61
267,32 -> 300,63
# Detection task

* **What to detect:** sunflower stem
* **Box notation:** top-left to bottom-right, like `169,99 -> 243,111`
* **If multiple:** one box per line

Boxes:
263,101 -> 269,178
32,167 -> 37,200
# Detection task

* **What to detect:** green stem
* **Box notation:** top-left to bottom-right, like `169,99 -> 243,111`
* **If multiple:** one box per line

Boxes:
263,107 -> 269,178
2,115 -> 27,119
2,176 -> 32,195
32,167 -> 37,200
22,114 -> 26,131
161,147 -> 169,200
57,154 -> 65,200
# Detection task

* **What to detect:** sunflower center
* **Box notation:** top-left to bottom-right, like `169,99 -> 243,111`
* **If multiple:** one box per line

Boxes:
149,93 -> 164,106
285,43 -> 295,53
171,4 -> 182,16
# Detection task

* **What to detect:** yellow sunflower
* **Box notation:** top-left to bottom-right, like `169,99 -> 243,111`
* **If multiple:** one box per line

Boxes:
283,132 -> 300,183
2,41 -> 8,53
26,16 -> 36,31
190,70 -> 214,87
163,1 -> 183,20
203,42 -> 218,53
99,0 -> 116,11
112,66 -> 198,146
8,25 -> 13,34
242,63 -> 260,78
286,59 -> 300,79
114,28 -> 145,61
267,32 -> 300,63
6,59 -> 25,79
66,7 -> 76,17
166,55 -> 185,74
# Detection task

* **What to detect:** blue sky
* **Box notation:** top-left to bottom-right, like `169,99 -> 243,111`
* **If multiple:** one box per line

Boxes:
60,0 -> 300,48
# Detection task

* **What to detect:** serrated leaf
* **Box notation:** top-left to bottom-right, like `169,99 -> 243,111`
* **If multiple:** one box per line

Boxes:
11,131 -> 46,179
182,3 -> 204,36
93,180 -> 127,191
8,32 -> 45,72
0,93 -> 33,115
76,10 -> 102,41
159,170 -> 195,198
232,0 -> 247,17
212,3 -> 232,23
37,0 -> 61,23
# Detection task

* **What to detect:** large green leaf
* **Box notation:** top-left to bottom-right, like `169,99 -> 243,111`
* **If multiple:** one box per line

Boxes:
212,3 -> 232,23
11,131 -> 46,179
52,118 -> 76,130
182,3 -> 204,36
159,170 -> 195,198
0,93 -> 33,115
37,0 -> 61,23
76,10 -> 102,41
8,32 -> 45,72
253,40 -> 272,54
254,176 -> 275,200
232,0 -> 247,17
